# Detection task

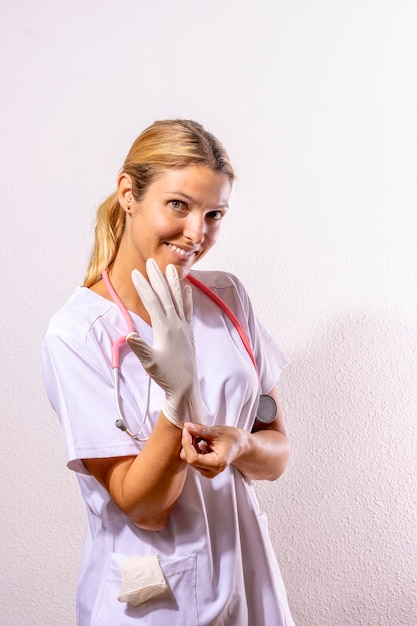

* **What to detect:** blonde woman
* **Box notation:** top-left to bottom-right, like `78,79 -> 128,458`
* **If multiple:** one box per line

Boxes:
42,119 -> 295,625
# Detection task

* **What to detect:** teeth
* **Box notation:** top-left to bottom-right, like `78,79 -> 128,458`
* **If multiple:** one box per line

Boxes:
167,244 -> 195,257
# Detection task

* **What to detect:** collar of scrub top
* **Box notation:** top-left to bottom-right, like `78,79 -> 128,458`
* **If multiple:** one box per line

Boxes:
102,267 -> 276,440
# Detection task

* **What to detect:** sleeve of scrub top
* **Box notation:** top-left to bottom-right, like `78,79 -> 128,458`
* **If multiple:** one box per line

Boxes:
41,326 -> 146,474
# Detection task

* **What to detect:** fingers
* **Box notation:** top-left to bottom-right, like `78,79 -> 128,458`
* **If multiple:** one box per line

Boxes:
183,422 -> 211,440
165,264 -> 185,320
181,423 -> 228,478
180,426 -> 199,464
181,283 -> 193,323
131,267 -> 165,325
146,259 -> 176,314
131,260 -> 171,319
131,260 -> 189,323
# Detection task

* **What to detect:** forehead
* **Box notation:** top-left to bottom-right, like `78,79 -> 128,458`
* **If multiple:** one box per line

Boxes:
147,165 -> 232,205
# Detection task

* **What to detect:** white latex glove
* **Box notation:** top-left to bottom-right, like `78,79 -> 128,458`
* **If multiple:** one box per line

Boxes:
126,258 -> 205,429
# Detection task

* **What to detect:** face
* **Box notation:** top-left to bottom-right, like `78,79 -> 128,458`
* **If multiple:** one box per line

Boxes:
118,165 -> 232,279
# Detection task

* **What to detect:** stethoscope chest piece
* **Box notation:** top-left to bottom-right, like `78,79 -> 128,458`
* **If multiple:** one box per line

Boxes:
256,394 -> 278,423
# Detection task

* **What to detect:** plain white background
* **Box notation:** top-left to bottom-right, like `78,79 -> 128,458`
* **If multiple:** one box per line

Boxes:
1,1 -> 416,624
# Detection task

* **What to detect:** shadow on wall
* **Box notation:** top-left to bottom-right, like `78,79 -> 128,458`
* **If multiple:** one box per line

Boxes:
260,310 -> 417,626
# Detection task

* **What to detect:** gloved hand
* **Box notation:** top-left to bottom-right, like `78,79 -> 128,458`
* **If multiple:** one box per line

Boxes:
126,258 -> 206,429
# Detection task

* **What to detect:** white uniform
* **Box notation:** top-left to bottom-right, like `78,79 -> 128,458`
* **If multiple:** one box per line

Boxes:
42,270 -> 295,626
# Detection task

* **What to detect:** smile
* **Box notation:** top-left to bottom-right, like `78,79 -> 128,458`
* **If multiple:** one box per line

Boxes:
166,243 -> 197,258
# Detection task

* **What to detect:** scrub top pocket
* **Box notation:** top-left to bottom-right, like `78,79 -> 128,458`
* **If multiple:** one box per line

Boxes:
92,552 -> 199,626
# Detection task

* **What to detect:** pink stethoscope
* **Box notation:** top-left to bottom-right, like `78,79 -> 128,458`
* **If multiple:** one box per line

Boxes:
102,268 -> 277,441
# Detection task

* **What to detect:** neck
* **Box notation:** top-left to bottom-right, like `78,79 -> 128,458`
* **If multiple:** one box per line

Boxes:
90,255 -> 151,325
111,259 -> 151,324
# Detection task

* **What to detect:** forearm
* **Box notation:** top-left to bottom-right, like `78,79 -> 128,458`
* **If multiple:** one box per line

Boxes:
232,427 -> 289,481
233,387 -> 290,480
124,416 -> 188,527
84,413 -> 187,530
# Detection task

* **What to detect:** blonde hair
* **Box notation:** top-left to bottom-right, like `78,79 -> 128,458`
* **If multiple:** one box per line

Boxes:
83,119 -> 235,287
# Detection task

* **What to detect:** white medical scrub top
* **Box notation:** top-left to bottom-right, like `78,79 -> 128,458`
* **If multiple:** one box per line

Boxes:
42,270 -> 295,626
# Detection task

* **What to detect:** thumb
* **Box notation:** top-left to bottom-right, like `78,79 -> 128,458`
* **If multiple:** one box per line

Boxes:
183,422 -> 208,437
126,332 -> 155,367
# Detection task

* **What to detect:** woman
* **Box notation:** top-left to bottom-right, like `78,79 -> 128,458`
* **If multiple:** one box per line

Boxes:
42,119 -> 295,625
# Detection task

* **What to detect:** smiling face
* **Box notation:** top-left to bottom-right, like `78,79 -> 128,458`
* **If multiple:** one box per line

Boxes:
117,165 -> 232,280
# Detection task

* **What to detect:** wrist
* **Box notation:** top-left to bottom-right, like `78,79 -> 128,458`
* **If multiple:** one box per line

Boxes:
161,399 -> 184,429
231,428 -> 251,465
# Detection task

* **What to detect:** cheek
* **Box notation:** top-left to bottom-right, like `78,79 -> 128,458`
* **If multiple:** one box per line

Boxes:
205,226 -> 221,248
197,229 -> 219,261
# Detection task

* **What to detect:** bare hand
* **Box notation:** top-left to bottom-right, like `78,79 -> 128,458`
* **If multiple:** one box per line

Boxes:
180,422 -> 244,479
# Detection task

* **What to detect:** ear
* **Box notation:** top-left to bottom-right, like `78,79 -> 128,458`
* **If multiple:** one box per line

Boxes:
117,173 -> 134,213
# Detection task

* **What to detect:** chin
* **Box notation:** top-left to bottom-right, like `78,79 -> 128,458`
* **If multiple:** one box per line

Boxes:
156,251 -> 200,279
173,264 -> 193,281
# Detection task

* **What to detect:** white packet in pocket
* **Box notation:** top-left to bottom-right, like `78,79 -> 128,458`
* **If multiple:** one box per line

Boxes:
118,554 -> 168,607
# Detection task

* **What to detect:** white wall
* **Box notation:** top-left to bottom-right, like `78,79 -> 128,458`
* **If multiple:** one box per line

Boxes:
1,1 -> 416,624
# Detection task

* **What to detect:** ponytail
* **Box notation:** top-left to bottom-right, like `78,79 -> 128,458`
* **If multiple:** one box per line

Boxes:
83,192 -> 124,287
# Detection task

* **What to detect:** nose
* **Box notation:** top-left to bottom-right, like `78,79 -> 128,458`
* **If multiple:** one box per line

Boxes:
183,213 -> 205,245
